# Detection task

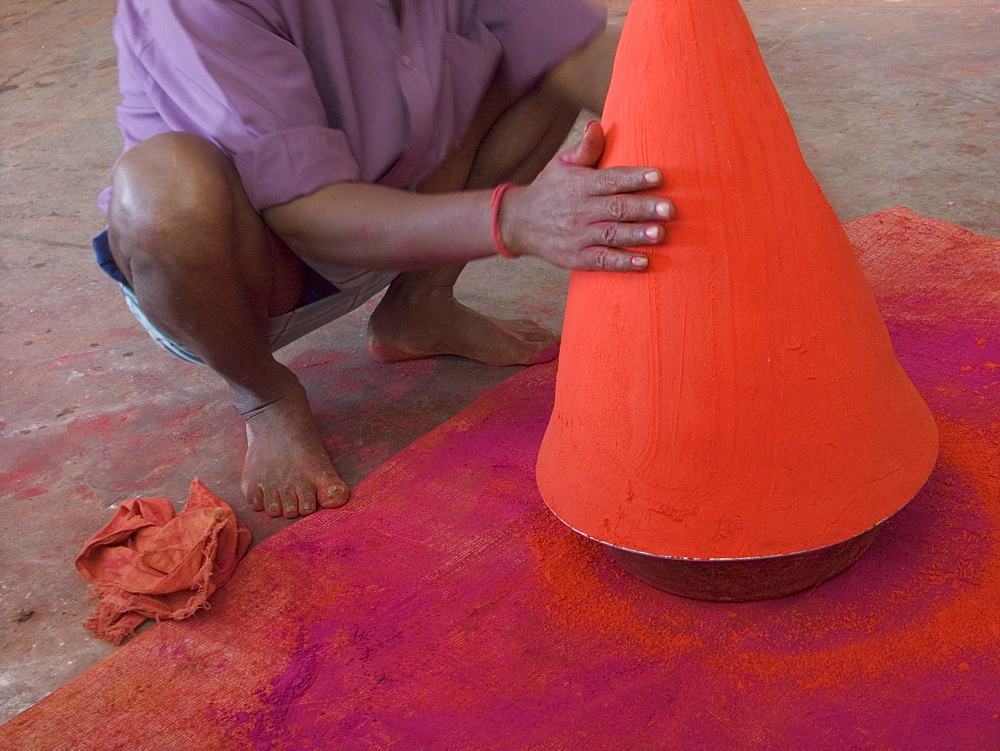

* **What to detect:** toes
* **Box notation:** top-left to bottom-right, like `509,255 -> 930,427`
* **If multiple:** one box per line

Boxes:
506,319 -> 559,345
296,483 -> 318,516
318,476 -> 351,509
519,328 -> 554,344
243,473 -> 347,520
280,489 -> 300,520
247,484 -> 266,513
528,330 -> 558,345
531,341 -> 560,365
264,495 -> 283,518
499,322 -> 559,364
512,318 -> 550,332
502,318 -> 543,335
254,483 -> 340,519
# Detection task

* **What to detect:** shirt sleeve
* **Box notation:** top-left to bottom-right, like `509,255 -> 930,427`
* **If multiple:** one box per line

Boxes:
118,0 -> 361,211
473,0 -> 607,95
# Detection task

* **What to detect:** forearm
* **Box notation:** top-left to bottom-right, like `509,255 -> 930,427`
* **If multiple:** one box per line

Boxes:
264,121 -> 671,275
263,182 -> 497,271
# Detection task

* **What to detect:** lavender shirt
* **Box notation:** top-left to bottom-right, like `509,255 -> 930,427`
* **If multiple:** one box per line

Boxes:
98,0 -> 605,213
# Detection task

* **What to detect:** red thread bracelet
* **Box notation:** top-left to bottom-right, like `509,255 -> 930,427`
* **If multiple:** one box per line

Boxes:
490,182 -> 518,259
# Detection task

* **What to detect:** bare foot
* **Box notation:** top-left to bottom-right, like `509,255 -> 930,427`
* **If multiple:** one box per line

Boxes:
239,379 -> 350,519
366,285 -> 559,366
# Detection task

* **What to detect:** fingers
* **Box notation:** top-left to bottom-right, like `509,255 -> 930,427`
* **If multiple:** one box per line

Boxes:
588,220 -> 664,250
600,194 -> 674,223
588,166 -> 663,196
506,121 -> 674,273
558,120 -> 606,168
556,123 -> 663,197
581,194 -> 671,261
574,247 -> 650,272
572,210 -> 660,271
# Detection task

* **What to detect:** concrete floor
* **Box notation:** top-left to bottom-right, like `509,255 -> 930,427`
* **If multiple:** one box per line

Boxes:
1,0 -> 997,726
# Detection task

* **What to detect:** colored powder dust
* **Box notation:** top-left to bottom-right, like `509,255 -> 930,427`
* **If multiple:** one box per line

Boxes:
517,508 -> 702,653
1,208 -> 998,749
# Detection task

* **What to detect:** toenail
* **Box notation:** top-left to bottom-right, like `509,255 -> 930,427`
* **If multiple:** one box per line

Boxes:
269,504 -> 279,513
303,504 -> 313,511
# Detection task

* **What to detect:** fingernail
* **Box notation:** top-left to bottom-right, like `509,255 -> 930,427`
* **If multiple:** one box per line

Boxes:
656,201 -> 673,218
631,256 -> 649,269
645,225 -> 661,240
644,170 -> 660,185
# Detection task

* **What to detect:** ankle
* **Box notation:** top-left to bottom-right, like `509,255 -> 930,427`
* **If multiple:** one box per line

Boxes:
380,269 -> 464,307
229,367 -> 306,418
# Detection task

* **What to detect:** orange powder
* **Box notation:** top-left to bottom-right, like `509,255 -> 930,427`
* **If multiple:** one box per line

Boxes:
535,0 -> 939,559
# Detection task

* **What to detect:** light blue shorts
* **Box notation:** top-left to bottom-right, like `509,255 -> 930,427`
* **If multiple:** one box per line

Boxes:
119,264 -> 397,366
94,229 -> 396,366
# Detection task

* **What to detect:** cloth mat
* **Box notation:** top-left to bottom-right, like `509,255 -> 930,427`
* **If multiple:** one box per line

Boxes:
2,208 -> 997,748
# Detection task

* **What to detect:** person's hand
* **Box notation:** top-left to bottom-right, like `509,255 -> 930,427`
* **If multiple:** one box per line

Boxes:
498,120 -> 673,271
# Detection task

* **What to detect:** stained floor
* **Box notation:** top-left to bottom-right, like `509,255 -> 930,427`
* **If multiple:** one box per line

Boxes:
1,0 -> 997,724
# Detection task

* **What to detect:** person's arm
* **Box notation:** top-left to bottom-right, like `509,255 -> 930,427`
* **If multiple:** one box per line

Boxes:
263,183 -> 496,271
129,3 -> 671,272
121,2 -> 366,212
264,121 -> 674,273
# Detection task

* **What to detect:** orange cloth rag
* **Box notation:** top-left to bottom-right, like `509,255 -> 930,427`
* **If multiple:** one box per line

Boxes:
76,479 -> 251,644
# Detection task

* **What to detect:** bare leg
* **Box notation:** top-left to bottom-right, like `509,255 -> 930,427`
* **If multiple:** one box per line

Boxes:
366,79 -> 580,365
107,54 -> 598,520
108,132 -> 349,519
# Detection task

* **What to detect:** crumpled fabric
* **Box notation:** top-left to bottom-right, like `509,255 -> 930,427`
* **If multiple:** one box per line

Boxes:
76,479 -> 252,645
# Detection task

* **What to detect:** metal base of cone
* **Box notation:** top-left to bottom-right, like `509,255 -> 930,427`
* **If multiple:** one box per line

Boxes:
602,524 -> 883,602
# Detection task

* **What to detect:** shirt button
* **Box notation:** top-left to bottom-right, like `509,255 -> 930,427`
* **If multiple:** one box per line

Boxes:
401,54 -> 414,68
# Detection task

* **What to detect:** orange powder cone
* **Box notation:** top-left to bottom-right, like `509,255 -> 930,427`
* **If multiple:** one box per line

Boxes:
535,0 -> 939,561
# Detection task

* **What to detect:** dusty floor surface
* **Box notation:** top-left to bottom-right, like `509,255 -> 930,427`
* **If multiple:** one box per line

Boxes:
1,0 -> 997,724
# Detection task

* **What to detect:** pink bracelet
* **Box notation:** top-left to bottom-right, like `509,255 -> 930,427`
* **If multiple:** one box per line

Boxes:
490,182 -> 518,259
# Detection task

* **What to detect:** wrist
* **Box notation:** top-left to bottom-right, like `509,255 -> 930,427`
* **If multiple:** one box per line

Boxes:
490,183 -> 520,259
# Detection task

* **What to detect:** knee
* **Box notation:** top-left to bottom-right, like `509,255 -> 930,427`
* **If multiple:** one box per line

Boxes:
109,133 -> 246,269
542,26 -> 619,114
